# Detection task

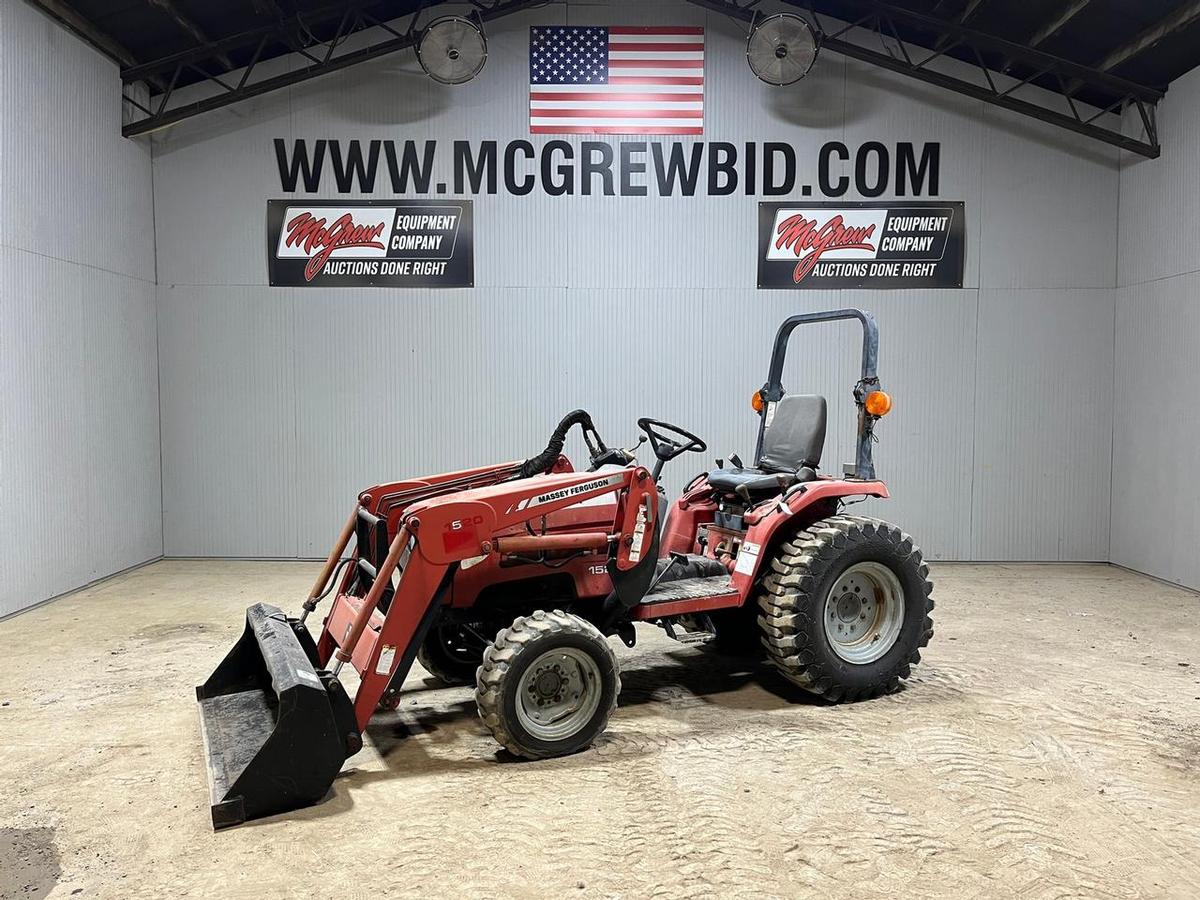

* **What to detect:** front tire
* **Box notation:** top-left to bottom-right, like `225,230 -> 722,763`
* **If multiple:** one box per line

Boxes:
475,610 -> 620,759
757,515 -> 934,701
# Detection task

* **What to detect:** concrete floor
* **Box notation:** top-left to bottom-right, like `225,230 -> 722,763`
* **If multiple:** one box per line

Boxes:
1,560 -> 1199,899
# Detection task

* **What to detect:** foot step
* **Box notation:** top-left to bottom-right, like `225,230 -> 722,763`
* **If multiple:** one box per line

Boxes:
661,618 -> 715,645
642,574 -> 734,604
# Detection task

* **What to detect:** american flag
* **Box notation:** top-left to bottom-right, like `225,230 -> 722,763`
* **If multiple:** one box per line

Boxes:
529,25 -> 705,134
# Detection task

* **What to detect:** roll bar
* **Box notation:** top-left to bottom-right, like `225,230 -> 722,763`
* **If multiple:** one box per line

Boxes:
754,308 -> 883,481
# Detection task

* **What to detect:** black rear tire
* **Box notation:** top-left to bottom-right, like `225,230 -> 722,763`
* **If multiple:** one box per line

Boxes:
417,619 -> 490,686
705,604 -> 766,657
757,515 -> 934,701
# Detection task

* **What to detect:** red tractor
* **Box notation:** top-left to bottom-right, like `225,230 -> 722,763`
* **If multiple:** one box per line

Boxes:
197,308 -> 934,828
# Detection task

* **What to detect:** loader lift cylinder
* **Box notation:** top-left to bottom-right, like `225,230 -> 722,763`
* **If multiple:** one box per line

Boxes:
300,506 -> 358,624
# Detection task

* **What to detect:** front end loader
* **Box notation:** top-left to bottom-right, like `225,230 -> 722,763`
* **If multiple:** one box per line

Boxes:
196,308 -> 934,829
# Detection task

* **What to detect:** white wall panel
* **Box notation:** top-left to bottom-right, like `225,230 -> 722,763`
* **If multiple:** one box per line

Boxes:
1110,67 -> 1200,590
0,250 -> 160,618
0,2 -> 160,617
971,288 -> 1114,560
1112,63 -> 1200,590
840,59 -> 984,292
1111,274 -> 1200,589
0,2 -> 155,282
148,3 -> 1120,561
157,284 -> 296,556
1117,67 -> 1200,289
152,83 -> 294,288
979,106 -> 1118,290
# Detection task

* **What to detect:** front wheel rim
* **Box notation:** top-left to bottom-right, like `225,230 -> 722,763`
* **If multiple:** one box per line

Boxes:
514,647 -> 603,741
822,561 -> 905,664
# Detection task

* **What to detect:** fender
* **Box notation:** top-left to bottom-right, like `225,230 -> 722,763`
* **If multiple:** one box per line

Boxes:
729,479 -> 889,595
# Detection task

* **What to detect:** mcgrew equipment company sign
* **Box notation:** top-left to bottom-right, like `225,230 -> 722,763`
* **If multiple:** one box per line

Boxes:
758,201 -> 965,289
267,199 -> 474,287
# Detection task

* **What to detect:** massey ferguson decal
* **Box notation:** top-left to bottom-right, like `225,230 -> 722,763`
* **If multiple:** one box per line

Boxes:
267,200 -> 473,287
514,473 -> 624,512
758,201 -> 965,289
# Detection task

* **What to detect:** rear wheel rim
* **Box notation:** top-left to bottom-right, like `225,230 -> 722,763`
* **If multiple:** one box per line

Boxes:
515,647 -> 603,741
822,561 -> 905,664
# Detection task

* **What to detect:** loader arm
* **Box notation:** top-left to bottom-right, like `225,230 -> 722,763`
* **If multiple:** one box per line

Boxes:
318,465 -> 659,728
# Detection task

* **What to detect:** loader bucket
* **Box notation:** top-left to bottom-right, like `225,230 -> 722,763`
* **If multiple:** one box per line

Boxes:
196,603 -> 361,829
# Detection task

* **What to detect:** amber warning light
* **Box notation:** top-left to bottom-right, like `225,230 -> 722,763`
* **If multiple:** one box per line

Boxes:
865,390 -> 893,416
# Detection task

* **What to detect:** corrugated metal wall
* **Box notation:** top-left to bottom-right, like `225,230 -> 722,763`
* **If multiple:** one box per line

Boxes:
1113,66 -> 1200,591
0,2 -> 161,617
149,1 -> 1120,562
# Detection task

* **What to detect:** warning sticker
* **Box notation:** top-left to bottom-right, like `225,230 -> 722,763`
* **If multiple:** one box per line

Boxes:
734,541 -> 761,576
375,644 -> 397,676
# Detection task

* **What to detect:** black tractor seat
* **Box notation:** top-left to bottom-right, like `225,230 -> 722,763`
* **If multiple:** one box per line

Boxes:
706,467 -> 815,497
708,394 -> 827,501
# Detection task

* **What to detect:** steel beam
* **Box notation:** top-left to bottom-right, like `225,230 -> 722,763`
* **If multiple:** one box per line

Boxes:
689,0 -> 1161,158
122,0 -> 544,137
933,0 -> 987,50
1028,0 -> 1093,48
996,0 -> 1093,74
122,0 -> 401,84
145,0 -> 236,71
1092,0 -> 1200,73
28,0 -> 139,66
837,0 -> 1160,101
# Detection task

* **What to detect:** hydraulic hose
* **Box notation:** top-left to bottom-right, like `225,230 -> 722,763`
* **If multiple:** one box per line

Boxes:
518,409 -> 602,478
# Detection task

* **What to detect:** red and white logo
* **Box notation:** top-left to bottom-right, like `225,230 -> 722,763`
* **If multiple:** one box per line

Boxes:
276,207 -> 393,282
765,208 -> 888,283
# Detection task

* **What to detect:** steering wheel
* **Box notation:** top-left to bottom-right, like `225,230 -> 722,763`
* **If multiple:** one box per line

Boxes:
637,417 -> 707,462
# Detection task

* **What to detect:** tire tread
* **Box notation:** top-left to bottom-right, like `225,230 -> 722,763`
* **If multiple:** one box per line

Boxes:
756,514 -> 934,700
475,609 -> 620,759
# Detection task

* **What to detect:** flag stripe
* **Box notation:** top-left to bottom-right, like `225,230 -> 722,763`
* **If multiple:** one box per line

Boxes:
608,51 -> 705,60
608,58 -> 702,69
532,101 -> 704,110
608,42 -> 704,52
607,75 -> 704,85
532,103 -> 704,112
531,125 -> 704,134
532,84 -> 702,94
603,69 -> 704,79
531,108 -> 703,118
608,26 -> 703,35
531,91 -> 703,101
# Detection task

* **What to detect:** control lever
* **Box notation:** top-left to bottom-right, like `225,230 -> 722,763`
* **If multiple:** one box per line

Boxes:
729,453 -> 744,469
647,551 -> 687,594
